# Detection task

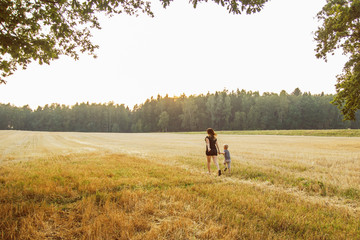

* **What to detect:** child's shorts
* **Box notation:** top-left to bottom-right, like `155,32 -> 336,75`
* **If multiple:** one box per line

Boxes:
224,160 -> 231,169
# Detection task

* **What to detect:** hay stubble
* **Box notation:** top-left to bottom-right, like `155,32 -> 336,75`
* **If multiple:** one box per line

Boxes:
0,131 -> 360,239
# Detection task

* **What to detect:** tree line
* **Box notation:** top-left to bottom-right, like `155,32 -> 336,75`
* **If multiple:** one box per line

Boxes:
2,1 -> 359,120
1,88 -> 360,132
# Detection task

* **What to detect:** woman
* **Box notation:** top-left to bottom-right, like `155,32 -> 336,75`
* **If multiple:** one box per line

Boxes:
205,128 -> 221,176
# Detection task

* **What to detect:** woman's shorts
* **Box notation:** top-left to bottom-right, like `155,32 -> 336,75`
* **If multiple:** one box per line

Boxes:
206,149 -> 217,156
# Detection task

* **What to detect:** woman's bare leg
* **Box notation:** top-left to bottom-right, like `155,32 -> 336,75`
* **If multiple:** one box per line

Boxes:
212,156 -> 220,170
206,156 -> 211,173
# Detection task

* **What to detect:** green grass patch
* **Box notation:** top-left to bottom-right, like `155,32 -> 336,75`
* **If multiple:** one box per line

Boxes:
182,129 -> 360,137
342,188 -> 360,200
219,129 -> 360,137
229,164 -> 360,202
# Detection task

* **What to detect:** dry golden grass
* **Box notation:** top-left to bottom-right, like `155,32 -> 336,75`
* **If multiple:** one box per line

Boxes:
0,130 -> 360,239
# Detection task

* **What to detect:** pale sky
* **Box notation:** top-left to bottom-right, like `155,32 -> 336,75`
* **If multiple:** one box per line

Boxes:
0,0 -> 348,110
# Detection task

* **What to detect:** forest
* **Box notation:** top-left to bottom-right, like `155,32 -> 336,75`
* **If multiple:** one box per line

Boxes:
1,88 -> 360,132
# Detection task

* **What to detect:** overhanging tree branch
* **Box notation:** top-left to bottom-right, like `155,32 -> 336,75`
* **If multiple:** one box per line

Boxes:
315,0 -> 360,120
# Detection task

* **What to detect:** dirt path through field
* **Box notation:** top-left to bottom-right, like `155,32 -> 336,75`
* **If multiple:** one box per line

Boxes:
1,130 -> 360,215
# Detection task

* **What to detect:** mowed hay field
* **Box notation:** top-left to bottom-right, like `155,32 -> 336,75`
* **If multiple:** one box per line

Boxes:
1,131 -> 360,239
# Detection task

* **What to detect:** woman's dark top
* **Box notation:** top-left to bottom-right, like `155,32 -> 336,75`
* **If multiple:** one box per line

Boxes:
205,136 -> 217,156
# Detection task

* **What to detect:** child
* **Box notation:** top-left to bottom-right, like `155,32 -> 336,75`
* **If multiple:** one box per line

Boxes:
219,144 -> 231,174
